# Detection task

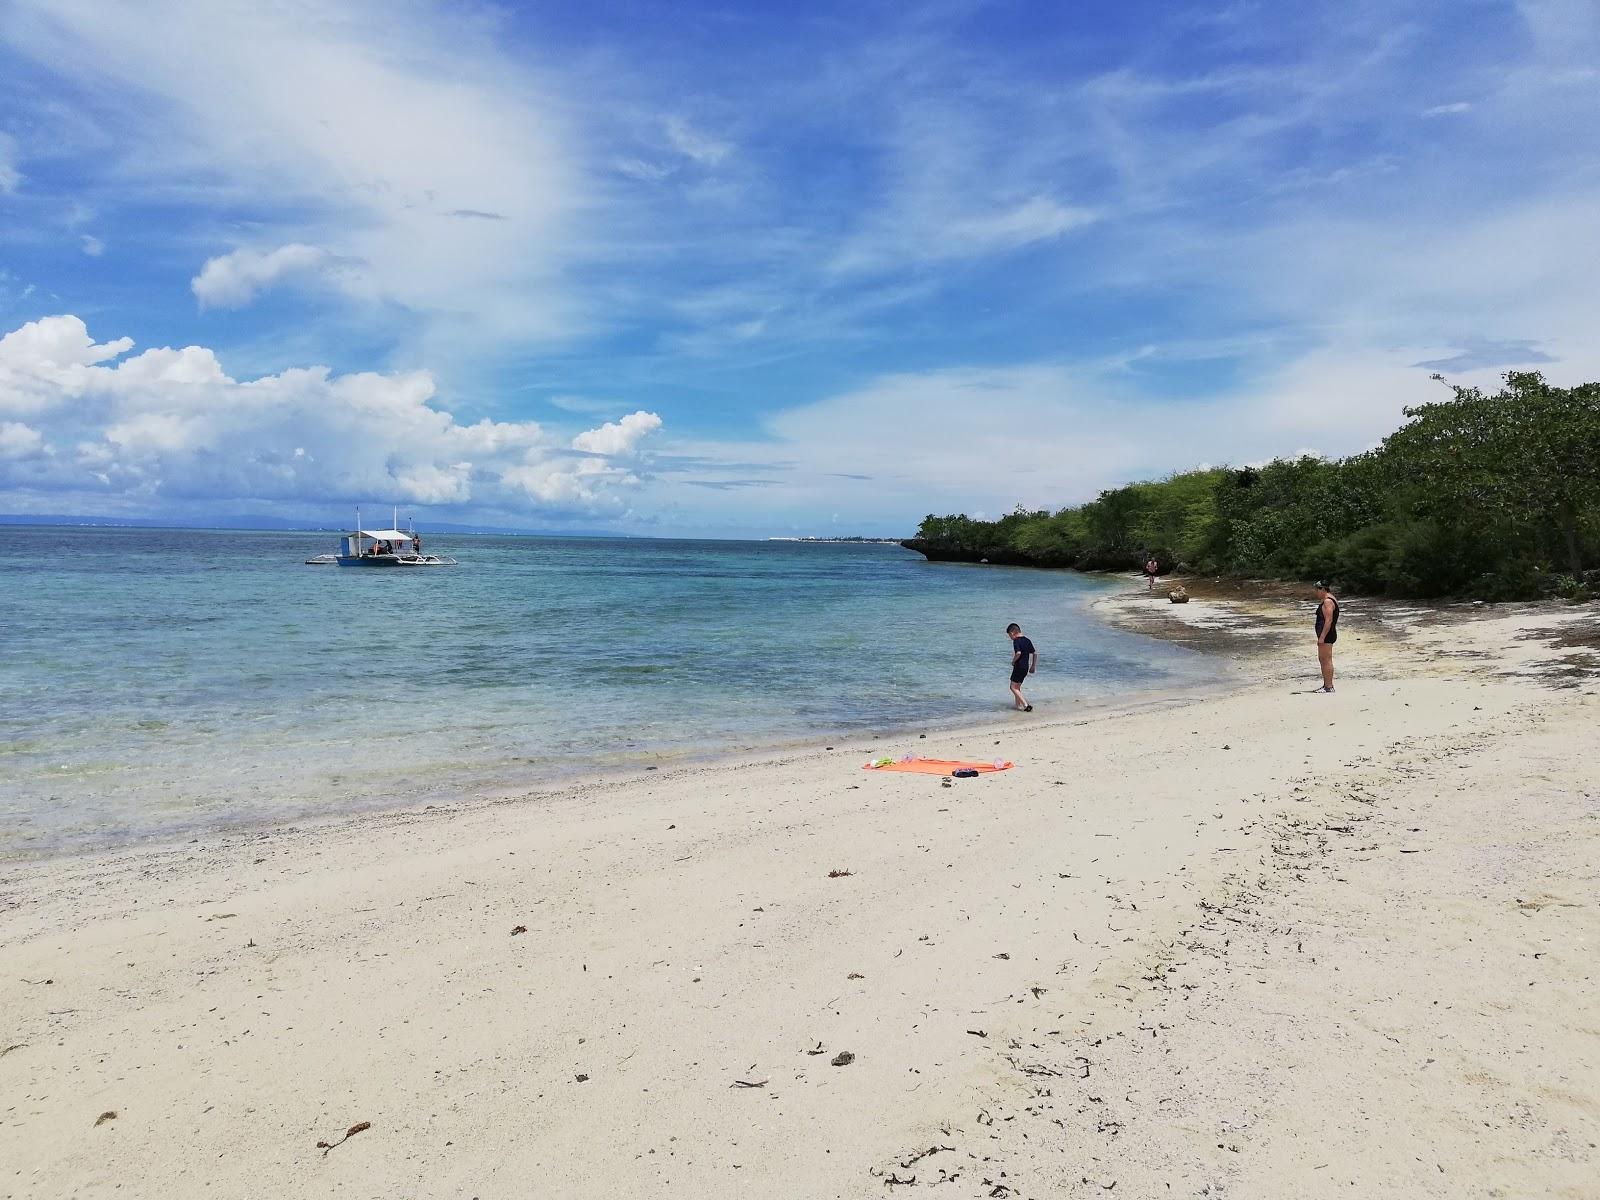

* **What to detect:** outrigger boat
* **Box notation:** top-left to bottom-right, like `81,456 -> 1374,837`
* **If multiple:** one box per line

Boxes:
305,507 -> 457,567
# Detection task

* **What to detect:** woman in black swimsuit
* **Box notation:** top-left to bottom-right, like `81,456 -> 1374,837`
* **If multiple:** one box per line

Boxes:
1313,582 -> 1339,693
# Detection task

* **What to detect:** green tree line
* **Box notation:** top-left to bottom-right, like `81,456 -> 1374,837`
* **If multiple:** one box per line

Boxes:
909,372 -> 1600,600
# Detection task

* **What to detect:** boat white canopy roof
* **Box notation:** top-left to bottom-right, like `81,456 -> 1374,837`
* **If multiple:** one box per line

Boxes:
349,529 -> 414,540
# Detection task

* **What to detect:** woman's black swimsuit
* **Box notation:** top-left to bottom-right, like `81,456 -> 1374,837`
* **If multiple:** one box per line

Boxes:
1315,597 -> 1340,644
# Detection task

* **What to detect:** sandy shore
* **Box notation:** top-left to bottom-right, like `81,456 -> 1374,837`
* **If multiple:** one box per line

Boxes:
3,583 -> 1597,1199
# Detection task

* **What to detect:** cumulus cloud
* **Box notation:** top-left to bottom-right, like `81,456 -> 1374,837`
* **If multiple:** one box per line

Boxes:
0,421 -> 45,459
0,316 -> 134,413
190,244 -> 338,309
79,233 -> 105,256
571,411 -> 664,456
0,316 -> 664,513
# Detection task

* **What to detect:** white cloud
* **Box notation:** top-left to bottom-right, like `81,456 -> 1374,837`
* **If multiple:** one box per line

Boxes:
822,73 -> 1106,277
501,456 -> 640,506
190,244 -> 337,309
1421,101 -> 1472,116
79,233 -> 105,256
0,315 -> 134,414
944,197 -> 1099,253
0,316 -> 664,514
755,177 -> 1600,523
639,356 -> 1390,534
758,367 -> 1151,506
831,194 -> 1098,274
3,0 -> 584,356
571,410 -> 663,456
664,116 -> 732,166
0,421 -> 46,459
0,132 -> 20,194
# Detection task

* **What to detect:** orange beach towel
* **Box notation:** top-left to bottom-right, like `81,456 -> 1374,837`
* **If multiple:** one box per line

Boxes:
862,757 -> 1013,775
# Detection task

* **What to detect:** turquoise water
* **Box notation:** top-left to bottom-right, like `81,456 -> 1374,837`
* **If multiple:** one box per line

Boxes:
0,527 -> 1215,857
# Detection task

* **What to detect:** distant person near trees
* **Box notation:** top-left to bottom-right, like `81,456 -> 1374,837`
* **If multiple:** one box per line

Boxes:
1006,623 -> 1036,712
1145,555 -> 1161,592
1313,582 -> 1340,693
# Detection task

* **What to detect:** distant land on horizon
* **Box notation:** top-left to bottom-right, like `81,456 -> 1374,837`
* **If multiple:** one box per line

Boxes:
766,535 -> 905,544
0,513 -> 648,538
0,514 -> 912,542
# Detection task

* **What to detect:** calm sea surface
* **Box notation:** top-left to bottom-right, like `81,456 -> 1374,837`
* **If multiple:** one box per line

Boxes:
0,527 -> 1216,857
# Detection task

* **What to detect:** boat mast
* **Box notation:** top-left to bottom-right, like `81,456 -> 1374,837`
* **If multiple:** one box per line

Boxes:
356,505 -> 362,557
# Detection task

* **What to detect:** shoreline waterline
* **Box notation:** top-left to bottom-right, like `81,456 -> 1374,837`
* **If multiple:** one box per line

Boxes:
4,646 -> 1237,868
2,530 -> 1225,859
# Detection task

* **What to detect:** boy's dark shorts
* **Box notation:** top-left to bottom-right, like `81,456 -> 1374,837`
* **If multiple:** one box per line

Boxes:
1010,666 -> 1029,685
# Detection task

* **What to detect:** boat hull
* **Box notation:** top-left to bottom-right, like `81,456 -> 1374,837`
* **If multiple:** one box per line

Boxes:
333,555 -> 456,567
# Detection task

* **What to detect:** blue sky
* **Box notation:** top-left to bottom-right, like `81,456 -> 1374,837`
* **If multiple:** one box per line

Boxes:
1,0 -> 1596,535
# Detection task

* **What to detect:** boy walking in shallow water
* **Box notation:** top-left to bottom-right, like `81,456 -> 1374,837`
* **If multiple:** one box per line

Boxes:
1007,623 -> 1036,711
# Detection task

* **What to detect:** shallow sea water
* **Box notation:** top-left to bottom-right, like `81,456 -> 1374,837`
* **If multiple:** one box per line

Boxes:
0,527 -> 1216,856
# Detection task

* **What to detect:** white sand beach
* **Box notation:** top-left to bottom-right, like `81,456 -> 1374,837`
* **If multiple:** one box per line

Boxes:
3,584 -> 1597,1199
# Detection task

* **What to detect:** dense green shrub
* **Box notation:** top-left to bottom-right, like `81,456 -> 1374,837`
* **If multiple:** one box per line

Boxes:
911,372 -> 1600,600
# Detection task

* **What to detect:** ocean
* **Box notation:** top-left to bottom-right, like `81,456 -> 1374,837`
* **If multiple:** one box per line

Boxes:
0,526 -> 1215,857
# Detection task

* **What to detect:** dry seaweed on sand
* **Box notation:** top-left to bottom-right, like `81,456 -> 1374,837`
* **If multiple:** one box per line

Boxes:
316,1120 -> 370,1154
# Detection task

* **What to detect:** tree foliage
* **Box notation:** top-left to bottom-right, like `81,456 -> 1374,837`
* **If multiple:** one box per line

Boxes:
910,372 -> 1600,600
